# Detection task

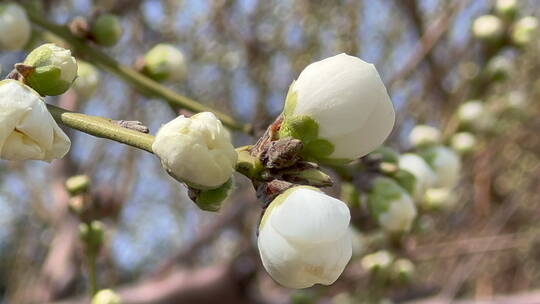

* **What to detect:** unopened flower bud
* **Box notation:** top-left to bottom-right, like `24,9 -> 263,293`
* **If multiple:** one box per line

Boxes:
0,2 -> 31,51
0,80 -> 70,161
23,43 -> 78,96
152,112 -> 237,190
278,53 -> 395,164
390,258 -> 415,282
73,60 -> 99,99
90,14 -> 123,47
409,125 -> 441,148
451,132 -> 476,155
79,220 -> 105,254
361,250 -> 393,273
496,0 -> 518,21
142,44 -> 187,82
258,186 -> 352,288
418,146 -> 461,189
472,15 -> 504,42
422,187 -> 456,210
512,16 -> 539,46
65,174 -> 90,196
398,153 -> 436,201
486,55 -> 514,81
367,177 -> 417,232
457,100 -> 494,132
190,178 -> 233,212
92,289 -> 121,304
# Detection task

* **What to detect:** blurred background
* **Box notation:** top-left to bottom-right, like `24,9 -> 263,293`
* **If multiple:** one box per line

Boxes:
0,0 -> 540,303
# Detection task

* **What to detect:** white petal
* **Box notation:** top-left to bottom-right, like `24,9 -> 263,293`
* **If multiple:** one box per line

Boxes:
258,223 -> 352,289
399,153 -> 436,201
378,193 -> 417,232
270,187 -> 351,243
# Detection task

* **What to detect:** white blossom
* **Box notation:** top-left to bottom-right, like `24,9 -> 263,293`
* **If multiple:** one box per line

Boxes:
279,53 -> 395,163
472,15 -> 504,42
512,16 -> 539,46
420,146 -> 461,189
258,186 -> 352,288
361,250 -> 393,272
0,2 -> 31,51
152,112 -> 237,190
496,0 -> 517,19
408,125 -> 441,148
23,43 -> 78,96
398,153 -> 436,201
143,44 -> 187,82
92,289 -> 121,304
368,177 -> 417,232
457,100 -> 493,132
451,132 -> 476,155
422,187 -> 456,210
0,80 -> 70,161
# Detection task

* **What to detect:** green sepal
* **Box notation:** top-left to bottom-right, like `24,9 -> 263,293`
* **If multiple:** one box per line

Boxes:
367,177 -> 405,217
416,147 -> 438,169
391,169 -> 416,196
194,179 -> 233,212
25,65 -> 71,96
278,115 -> 319,142
371,146 -> 400,164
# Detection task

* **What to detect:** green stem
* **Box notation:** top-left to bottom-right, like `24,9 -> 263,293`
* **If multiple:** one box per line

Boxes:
47,104 -> 155,153
21,3 -> 251,134
86,253 -> 98,296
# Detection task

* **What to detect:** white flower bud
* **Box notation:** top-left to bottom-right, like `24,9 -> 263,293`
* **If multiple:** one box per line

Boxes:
152,112 -> 237,190
361,250 -> 393,272
451,132 -> 476,155
422,187 -> 456,210
486,55 -> 514,81
258,186 -> 352,288
368,177 -> 417,232
472,15 -> 504,42
279,53 -> 395,164
496,0 -> 518,20
143,44 -> 187,83
408,125 -> 441,148
73,60 -> 99,99
512,16 -> 539,46
0,80 -> 70,161
391,258 -> 415,282
23,43 -> 78,96
419,146 -> 461,189
92,289 -> 121,304
457,100 -> 493,132
398,153 -> 436,201
0,2 -> 31,51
